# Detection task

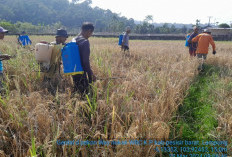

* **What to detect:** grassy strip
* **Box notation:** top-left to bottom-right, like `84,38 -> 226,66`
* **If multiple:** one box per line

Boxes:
168,64 -> 228,156
177,64 -> 218,140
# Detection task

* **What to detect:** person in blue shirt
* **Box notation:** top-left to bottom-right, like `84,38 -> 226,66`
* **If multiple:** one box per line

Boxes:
18,31 -> 32,46
0,27 -> 12,91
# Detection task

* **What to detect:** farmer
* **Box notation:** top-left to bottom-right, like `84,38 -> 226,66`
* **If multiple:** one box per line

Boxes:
0,27 -> 12,91
72,22 -> 96,96
51,29 -> 68,45
187,26 -> 199,57
43,29 -> 68,93
192,29 -> 216,71
18,31 -> 32,46
121,26 -> 131,52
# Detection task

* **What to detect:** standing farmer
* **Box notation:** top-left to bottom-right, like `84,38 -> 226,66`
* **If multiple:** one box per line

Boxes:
72,22 -> 96,96
188,26 -> 199,57
46,29 -> 68,78
43,29 -> 68,93
121,26 -> 131,52
0,27 -> 12,91
192,29 -> 216,71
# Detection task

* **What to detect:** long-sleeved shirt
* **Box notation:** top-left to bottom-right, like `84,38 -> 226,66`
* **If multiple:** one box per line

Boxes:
122,33 -> 129,47
18,35 -> 32,46
74,36 -> 93,81
188,32 -> 198,51
192,33 -> 216,54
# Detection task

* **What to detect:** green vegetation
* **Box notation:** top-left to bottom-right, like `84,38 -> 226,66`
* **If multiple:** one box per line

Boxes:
135,22 -> 188,34
177,65 -> 218,140
218,23 -> 230,28
171,64 -> 231,155
0,20 -> 64,34
0,0 -> 192,34
0,0 -> 135,33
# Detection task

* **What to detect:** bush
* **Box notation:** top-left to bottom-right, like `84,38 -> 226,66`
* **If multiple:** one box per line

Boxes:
0,21 -> 18,33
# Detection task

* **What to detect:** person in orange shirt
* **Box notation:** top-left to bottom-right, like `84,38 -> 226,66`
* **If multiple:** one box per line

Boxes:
192,29 -> 216,70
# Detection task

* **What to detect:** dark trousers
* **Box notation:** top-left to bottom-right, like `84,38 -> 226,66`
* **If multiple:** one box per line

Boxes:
72,73 -> 91,96
189,50 -> 196,57
122,45 -> 129,52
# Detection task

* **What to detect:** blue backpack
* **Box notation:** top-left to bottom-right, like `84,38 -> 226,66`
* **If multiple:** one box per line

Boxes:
185,34 -> 190,47
118,34 -> 123,45
61,42 -> 84,75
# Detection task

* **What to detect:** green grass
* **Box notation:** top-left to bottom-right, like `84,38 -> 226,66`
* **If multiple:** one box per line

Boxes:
177,65 -> 219,140
168,64 -> 227,155
30,128 -> 37,157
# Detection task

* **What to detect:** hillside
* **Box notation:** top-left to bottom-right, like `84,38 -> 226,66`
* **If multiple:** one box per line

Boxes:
0,0 -> 135,32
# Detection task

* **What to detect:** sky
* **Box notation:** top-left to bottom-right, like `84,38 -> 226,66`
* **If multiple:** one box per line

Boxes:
87,0 -> 232,25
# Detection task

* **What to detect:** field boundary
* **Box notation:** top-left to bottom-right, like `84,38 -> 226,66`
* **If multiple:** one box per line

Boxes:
8,33 -> 232,41
170,64 -> 231,156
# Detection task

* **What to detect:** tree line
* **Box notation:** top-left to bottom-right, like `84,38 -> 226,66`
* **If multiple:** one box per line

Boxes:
0,0 -> 135,33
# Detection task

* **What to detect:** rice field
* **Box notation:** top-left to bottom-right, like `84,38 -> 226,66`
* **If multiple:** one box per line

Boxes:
0,36 -> 231,156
